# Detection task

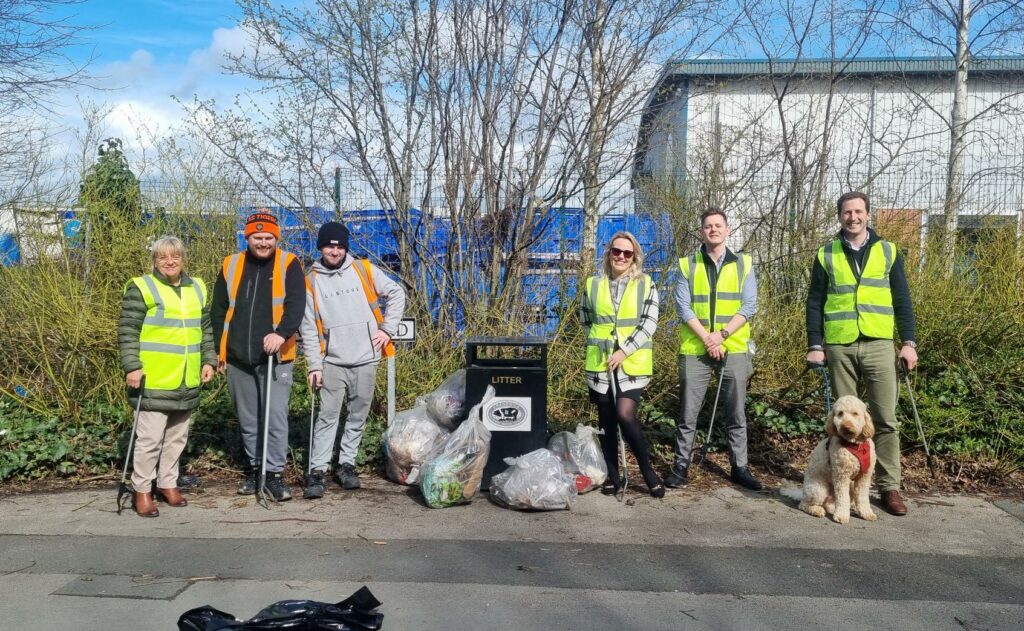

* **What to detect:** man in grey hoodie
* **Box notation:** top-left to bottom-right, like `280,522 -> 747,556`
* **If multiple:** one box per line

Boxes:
299,222 -> 406,498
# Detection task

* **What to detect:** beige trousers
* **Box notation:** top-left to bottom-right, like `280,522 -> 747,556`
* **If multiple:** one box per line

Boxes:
131,409 -> 191,490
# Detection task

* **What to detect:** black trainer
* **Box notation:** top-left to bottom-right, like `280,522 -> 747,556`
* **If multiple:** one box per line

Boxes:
730,466 -> 763,491
335,463 -> 360,490
263,472 -> 293,501
237,469 -> 257,495
664,467 -> 688,488
303,470 -> 326,499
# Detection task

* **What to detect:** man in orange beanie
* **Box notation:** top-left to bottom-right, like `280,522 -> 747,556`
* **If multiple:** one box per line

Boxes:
211,211 -> 305,501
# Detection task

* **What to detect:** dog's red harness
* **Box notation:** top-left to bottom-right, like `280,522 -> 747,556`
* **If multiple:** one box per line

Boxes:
834,438 -> 872,479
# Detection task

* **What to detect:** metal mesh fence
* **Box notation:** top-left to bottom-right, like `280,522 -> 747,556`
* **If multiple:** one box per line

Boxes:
3,162 -> 1022,270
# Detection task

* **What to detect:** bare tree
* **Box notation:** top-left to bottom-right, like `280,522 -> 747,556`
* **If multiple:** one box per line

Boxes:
876,0 -> 1024,262
720,0 -> 884,281
1,0 -> 91,207
180,0 -> 735,332
184,0 -> 441,308
0,0 -> 88,110
570,0 -> 724,269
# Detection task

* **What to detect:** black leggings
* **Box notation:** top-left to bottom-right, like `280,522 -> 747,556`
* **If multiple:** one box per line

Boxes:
596,395 -> 661,490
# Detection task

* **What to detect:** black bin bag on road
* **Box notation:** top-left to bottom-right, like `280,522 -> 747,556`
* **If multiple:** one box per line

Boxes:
177,586 -> 383,631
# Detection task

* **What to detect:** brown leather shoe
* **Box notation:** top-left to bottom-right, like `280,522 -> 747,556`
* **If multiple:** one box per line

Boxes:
133,491 -> 159,518
881,490 -> 908,516
156,487 -> 188,507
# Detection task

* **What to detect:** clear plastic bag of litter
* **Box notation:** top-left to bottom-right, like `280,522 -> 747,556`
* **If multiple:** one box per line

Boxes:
419,386 -> 493,508
548,424 -> 609,493
417,368 -> 467,431
383,405 -> 449,485
490,447 -> 578,510
177,585 -> 383,630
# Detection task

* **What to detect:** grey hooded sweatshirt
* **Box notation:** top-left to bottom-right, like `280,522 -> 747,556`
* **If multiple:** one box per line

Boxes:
299,255 -> 406,371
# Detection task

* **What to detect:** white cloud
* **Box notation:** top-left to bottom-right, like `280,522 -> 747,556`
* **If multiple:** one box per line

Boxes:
32,22 -> 262,184
181,26 -> 253,90
63,25 -> 258,137
103,49 -> 159,86
194,26 -> 252,69
107,100 -> 178,139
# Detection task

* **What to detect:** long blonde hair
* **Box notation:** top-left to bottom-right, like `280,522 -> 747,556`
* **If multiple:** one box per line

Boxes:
601,231 -> 644,280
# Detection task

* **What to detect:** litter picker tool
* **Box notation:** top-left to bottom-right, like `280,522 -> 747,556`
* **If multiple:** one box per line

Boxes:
900,358 -> 937,478
697,351 -> 728,466
608,366 -> 628,501
257,354 -> 275,509
117,376 -> 145,515
307,385 -> 318,478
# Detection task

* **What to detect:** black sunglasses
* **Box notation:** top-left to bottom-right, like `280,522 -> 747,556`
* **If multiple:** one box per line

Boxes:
609,247 -> 634,259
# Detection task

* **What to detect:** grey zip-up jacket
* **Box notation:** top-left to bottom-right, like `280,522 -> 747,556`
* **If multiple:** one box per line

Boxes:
299,255 -> 406,371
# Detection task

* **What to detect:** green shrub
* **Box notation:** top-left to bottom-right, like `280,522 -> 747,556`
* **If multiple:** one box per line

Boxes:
1,200 -> 1021,482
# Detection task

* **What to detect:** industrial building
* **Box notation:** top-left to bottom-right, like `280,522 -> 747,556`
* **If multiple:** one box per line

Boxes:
634,57 -> 1024,248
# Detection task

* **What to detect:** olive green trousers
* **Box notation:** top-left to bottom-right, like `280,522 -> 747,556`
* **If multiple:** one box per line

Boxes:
826,338 -> 902,492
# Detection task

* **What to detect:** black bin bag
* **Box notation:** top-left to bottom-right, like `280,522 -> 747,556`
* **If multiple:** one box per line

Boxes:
177,586 -> 383,631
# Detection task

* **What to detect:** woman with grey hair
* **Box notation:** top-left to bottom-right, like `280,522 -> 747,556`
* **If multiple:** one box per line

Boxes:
580,231 -> 664,497
117,236 -> 217,517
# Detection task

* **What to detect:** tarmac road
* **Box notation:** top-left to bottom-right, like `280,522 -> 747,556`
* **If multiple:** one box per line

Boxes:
0,478 -> 1021,630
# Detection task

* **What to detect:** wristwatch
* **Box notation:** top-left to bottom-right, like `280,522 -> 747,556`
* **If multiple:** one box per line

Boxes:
902,341 -> 917,349
720,329 -> 730,340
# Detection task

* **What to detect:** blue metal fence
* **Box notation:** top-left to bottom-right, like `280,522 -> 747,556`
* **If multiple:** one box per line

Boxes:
250,205 -> 675,334
11,206 -> 673,333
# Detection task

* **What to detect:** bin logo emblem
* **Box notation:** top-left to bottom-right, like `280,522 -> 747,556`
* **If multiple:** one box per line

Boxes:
483,397 -> 531,431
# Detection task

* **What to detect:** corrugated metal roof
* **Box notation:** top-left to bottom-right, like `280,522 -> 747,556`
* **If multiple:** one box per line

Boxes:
665,56 -> 1024,78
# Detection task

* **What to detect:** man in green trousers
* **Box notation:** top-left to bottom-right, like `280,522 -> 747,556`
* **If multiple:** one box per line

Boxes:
805,191 -> 918,516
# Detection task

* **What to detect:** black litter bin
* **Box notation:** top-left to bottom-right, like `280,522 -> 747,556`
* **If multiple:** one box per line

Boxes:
464,336 -> 549,488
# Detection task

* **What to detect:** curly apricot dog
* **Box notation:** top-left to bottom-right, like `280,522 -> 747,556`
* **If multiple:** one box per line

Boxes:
799,395 -> 877,524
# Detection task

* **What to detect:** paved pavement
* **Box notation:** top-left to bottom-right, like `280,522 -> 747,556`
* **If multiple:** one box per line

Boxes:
1,478 -> 1022,630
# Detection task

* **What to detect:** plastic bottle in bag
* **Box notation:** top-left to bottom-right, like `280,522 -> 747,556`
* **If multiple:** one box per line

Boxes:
548,423 -> 609,492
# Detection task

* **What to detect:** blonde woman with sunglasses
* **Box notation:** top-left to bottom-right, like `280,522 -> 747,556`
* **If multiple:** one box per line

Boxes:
580,231 -> 664,497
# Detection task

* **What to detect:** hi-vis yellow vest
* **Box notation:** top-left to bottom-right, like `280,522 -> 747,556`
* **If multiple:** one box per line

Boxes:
819,239 -> 896,343
678,252 -> 752,355
584,274 -> 654,376
129,274 -> 207,390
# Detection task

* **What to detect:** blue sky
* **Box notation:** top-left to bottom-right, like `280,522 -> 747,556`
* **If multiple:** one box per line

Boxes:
51,0 -> 249,145
65,0 -> 242,65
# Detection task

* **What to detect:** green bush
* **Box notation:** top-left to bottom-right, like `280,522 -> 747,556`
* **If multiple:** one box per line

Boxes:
0,395 -> 126,479
1,194 -> 1021,482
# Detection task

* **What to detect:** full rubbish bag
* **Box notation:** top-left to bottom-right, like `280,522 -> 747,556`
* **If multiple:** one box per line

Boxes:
177,586 -> 383,630
417,369 -> 467,430
490,447 -> 578,510
548,424 -> 609,493
419,386 -> 493,508
383,405 -> 449,485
